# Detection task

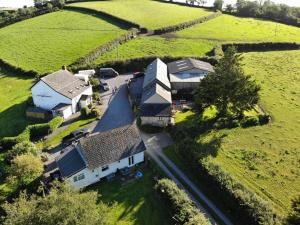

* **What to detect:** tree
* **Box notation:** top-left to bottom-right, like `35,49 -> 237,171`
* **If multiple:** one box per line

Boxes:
226,4 -> 234,13
3,183 -> 111,225
213,0 -> 224,11
195,47 -> 260,117
287,196 -> 300,225
5,141 -> 37,162
9,153 -> 43,186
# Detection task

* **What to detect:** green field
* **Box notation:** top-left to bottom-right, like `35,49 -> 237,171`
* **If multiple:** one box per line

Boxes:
69,0 -> 213,30
0,68 -> 33,138
176,50 -> 300,215
175,14 -> 300,42
90,166 -> 171,225
95,36 -> 215,64
0,10 -> 127,74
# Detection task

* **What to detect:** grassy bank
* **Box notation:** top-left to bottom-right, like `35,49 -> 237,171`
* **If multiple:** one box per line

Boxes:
69,0 -> 213,30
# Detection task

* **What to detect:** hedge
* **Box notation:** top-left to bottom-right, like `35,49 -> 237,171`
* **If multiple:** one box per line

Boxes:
0,59 -> 39,78
155,178 -> 212,225
69,28 -> 139,68
65,6 -> 141,30
71,56 -> 217,74
0,8 -> 57,29
153,11 -> 222,35
170,127 -> 282,225
0,116 -> 63,150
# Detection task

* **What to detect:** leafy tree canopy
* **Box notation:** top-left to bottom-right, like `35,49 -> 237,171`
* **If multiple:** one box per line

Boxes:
195,47 -> 260,117
3,183 -> 111,225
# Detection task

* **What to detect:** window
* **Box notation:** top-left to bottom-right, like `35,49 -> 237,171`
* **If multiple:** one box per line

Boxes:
102,165 -> 109,172
158,117 -> 164,121
128,156 -> 134,166
73,173 -> 85,182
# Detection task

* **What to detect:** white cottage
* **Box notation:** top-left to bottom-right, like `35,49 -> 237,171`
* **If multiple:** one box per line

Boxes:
140,58 -> 173,127
56,124 -> 146,189
167,58 -> 214,93
31,70 -> 92,119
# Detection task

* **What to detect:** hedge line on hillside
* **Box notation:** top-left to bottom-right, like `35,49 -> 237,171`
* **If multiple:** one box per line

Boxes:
69,28 -> 139,69
70,56 -> 217,74
0,59 -> 39,77
0,8 -> 57,29
170,127 -> 282,225
155,178 -> 212,225
0,116 -> 63,150
65,6 -> 141,30
153,11 -> 222,35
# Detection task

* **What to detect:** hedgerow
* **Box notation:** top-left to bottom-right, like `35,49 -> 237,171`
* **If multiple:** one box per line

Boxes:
153,11 -> 221,35
0,116 -> 64,150
170,125 -> 282,225
155,178 -> 212,225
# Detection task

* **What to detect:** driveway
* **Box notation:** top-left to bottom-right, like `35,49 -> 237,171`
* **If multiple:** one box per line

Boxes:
140,131 -> 233,225
92,74 -> 134,133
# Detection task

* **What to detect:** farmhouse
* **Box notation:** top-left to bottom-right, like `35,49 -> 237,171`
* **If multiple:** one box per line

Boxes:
167,58 -> 214,93
31,69 -> 92,119
140,58 -> 173,127
56,123 -> 146,189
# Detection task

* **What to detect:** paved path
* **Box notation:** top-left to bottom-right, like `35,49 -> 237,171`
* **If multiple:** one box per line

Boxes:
140,131 -> 233,225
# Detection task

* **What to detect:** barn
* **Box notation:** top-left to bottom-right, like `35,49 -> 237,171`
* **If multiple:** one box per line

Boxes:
167,58 -> 214,93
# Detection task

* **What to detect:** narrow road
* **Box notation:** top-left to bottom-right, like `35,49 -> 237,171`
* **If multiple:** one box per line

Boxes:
140,131 -> 233,225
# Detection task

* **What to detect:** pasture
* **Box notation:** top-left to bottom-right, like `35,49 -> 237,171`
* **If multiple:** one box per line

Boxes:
69,0 -> 213,30
0,10 -> 127,74
175,14 -> 300,42
179,50 -> 300,215
0,68 -> 33,138
94,36 -> 215,64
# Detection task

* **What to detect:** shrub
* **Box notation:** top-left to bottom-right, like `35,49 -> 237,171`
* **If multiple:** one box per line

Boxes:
80,107 -> 90,118
258,114 -> 271,125
5,141 -> 37,163
155,178 -> 212,225
90,108 -> 101,118
89,77 -> 100,90
92,92 -> 101,101
48,116 -> 64,132
241,116 -> 259,128
29,123 -> 51,139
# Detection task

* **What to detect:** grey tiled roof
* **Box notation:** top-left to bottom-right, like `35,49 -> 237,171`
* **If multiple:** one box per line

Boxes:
140,103 -> 172,117
143,58 -> 171,91
141,83 -> 172,104
79,124 -> 146,169
40,70 -> 90,99
168,58 -> 214,74
56,146 -> 86,178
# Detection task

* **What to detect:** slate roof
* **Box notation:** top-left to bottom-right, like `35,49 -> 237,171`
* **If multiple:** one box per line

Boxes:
40,70 -> 90,99
168,58 -> 214,74
143,58 -> 171,91
79,124 -> 146,169
141,83 -> 172,104
140,104 -> 172,117
56,146 -> 86,178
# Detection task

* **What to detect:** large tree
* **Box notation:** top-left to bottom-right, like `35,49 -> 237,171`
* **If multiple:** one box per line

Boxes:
3,183 -> 111,225
213,0 -> 224,11
287,196 -> 300,225
195,47 -> 260,117
9,153 -> 43,186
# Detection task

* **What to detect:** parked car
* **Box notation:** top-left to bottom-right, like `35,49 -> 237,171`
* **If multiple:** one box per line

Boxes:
100,79 -> 110,91
62,128 -> 91,145
133,71 -> 144,78
99,68 -> 119,77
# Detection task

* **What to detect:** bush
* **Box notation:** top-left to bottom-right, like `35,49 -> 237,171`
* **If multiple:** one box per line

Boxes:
81,107 -> 91,118
92,92 -> 101,101
48,116 -> 64,132
258,114 -> 271,125
155,178 -> 212,225
90,108 -> 101,118
5,141 -> 37,163
29,123 -> 51,139
89,77 -> 100,90
241,116 -> 259,128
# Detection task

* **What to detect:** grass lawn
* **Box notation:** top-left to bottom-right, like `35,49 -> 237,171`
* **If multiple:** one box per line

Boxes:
69,0 -> 213,30
88,165 -> 171,225
37,117 -> 96,150
0,10 -> 127,74
94,36 -> 215,64
171,50 -> 300,216
175,14 -> 300,43
0,68 -> 34,138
